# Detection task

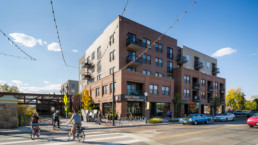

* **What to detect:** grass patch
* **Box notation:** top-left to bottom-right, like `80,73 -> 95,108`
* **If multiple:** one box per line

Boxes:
148,118 -> 163,124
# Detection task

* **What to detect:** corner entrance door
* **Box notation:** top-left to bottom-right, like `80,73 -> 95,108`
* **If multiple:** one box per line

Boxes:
201,105 -> 204,114
184,104 -> 188,116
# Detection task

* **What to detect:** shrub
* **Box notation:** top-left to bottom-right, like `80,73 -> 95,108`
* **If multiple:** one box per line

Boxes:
148,118 -> 163,124
167,119 -> 179,122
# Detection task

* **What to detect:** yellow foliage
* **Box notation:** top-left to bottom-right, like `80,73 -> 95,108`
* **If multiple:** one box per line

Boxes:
81,89 -> 95,110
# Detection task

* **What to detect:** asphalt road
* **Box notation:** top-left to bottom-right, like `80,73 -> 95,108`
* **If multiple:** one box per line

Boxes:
0,118 -> 257,145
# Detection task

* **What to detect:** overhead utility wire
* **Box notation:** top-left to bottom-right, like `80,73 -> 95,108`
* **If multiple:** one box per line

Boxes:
121,1 -> 197,70
50,0 -> 78,69
121,0 -> 130,16
0,29 -> 37,61
0,52 -> 33,60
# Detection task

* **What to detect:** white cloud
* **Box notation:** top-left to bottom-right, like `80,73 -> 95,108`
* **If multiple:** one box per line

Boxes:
11,80 -> 23,85
0,80 -> 6,84
44,41 -> 47,45
37,39 -> 43,46
43,81 -> 50,84
9,33 -> 37,47
212,47 -> 237,57
72,49 -> 78,53
48,42 -> 61,52
20,84 -> 61,93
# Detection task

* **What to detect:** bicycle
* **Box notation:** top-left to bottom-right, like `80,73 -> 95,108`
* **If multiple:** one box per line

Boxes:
68,126 -> 85,142
31,126 -> 40,140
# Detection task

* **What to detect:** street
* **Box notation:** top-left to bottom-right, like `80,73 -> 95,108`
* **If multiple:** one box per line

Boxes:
0,118 -> 257,145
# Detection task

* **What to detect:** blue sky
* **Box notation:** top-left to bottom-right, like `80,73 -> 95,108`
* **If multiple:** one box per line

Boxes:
0,0 -> 257,99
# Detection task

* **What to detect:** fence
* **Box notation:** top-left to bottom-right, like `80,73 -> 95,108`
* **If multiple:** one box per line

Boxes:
18,115 -> 31,126
101,116 -> 147,126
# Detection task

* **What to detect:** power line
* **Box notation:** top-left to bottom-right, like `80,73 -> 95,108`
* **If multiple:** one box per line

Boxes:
121,1 -> 197,70
0,52 -> 33,60
121,0 -> 130,16
50,0 -> 78,69
0,29 -> 37,61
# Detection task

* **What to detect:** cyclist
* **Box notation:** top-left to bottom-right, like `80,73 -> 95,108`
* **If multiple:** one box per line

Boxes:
53,110 -> 60,128
68,110 -> 81,139
31,112 -> 41,137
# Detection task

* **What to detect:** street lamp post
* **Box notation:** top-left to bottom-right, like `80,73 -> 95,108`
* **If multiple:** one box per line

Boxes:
144,92 -> 148,123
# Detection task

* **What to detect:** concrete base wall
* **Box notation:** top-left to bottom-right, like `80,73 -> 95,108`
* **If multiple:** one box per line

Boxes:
0,103 -> 18,128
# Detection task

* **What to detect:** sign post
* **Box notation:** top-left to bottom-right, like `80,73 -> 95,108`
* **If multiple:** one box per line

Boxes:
144,92 -> 148,123
64,93 -> 68,121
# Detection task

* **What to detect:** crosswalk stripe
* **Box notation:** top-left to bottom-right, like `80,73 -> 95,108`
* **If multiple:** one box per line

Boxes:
54,132 -> 121,140
111,139 -> 140,144
38,141 -> 76,145
87,135 -> 127,141
0,140 -> 35,145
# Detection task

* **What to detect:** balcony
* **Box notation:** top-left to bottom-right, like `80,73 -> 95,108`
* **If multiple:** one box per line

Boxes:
177,56 -> 187,65
208,97 -> 213,103
82,61 -> 92,69
127,90 -> 144,96
192,83 -> 200,90
212,67 -> 220,75
167,67 -> 173,74
207,86 -> 214,92
193,96 -> 200,102
220,88 -> 225,94
126,55 -> 142,67
126,37 -> 143,51
220,98 -> 225,104
194,61 -> 204,70
81,72 -> 91,80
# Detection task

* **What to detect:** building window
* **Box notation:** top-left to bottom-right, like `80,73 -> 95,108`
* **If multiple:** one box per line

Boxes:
155,72 -> 162,77
167,47 -> 173,59
214,82 -> 218,89
142,38 -> 146,48
150,85 -> 153,94
166,87 -> 169,95
214,93 -> 218,97
162,86 -> 166,95
186,55 -> 190,63
159,73 -> 163,77
184,89 -> 190,97
110,50 -> 115,62
147,71 -> 151,75
97,46 -> 101,59
202,60 -> 205,68
155,43 -> 159,52
127,67 -> 136,72
184,76 -> 190,84
102,85 -> 108,95
155,72 -> 159,77
91,52 -> 95,60
110,82 -> 116,94
87,56 -> 90,62
147,55 -> 151,64
147,40 -> 151,49
109,33 -> 115,45
142,55 -> 147,63
142,70 -> 146,75
155,58 -> 159,66
110,67 -> 115,74
167,61 -> 173,72
127,84 -> 136,95
159,58 -> 163,67
154,85 -> 158,94
159,44 -> 163,53
97,60 -> 101,72
201,79 -> 206,87
207,62 -> 210,69
97,74 -> 101,80
96,88 -> 100,96
201,91 -> 206,98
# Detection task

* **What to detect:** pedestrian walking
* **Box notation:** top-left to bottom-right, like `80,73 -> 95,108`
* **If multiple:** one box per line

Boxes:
98,111 -> 102,125
129,112 -> 133,121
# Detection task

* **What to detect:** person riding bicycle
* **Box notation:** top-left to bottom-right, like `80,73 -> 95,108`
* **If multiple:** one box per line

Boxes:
53,110 -> 60,128
68,110 -> 81,139
31,112 -> 41,137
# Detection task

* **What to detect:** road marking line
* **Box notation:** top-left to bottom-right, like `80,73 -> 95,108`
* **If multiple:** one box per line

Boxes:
55,132 -> 121,140
7,137 -> 24,140
0,140 -> 36,145
123,132 -> 164,145
86,135 -> 127,141
101,139 -> 140,145
150,124 -> 244,140
38,141 -> 76,145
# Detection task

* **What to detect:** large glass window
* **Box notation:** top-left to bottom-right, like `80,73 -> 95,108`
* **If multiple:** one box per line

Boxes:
154,85 -> 158,94
128,51 -> 136,60
142,70 -> 146,75
149,85 -> 153,94
159,58 -> 163,67
102,85 -> 108,95
155,58 -> 159,66
166,87 -> 169,95
155,43 -> 159,52
97,46 -> 101,60
167,61 -> 173,72
127,102 -> 142,116
91,51 -> 95,60
207,62 -> 210,69
127,67 -> 136,72
147,55 -> 151,64
159,44 -> 163,53
201,80 -> 206,87
97,60 -> 101,72
162,86 -> 166,95
202,60 -> 205,68
142,55 -> 147,63
167,47 -> 173,59
184,89 -> 190,97
186,55 -> 190,63
110,50 -> 115,62
97,74 -> 101,80
142,38 -> 146,48
110,82 -> 116,93
128,33 -> 136,43
127,84 -> 136,95
147,40 -> 151,49
96,88 -> 100,96
184,76 -> 190,84
147,71 -> 151,75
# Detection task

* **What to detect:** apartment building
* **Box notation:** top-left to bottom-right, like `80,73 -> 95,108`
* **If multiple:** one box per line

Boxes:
79,15 -> 226,117
61,80 -> 79,96
174,46 -> 225,116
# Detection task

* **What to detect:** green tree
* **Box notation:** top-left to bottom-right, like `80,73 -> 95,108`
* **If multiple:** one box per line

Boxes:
244,101 -> 252,110
0,83 -> 20,93
226,88 -> 245,111
251,101 -> 258,110
173,93 -> 181,117
212,97 -> 221,115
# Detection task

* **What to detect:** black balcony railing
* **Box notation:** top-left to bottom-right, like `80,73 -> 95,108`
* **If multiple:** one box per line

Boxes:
82,61 -> 92,68
212,67 -> 220,74
177,56 -> 187,65
126,37 -> 143,50
192,83 -> 200,90
127,90 -> 144,96
220,88 -> 225,94
208,86 -> 214,92
193,96 -> 200,102
81,72 -> 91,80
194,61 -> 204,69
126,55 -> 142,65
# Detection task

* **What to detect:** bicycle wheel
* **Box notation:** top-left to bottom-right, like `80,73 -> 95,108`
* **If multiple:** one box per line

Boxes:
31,129 -> 35,140
68,131 -> 73,141
78,131 -> 85,142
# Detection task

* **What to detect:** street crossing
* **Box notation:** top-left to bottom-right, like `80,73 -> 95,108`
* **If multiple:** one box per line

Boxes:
0,130 -> 147,145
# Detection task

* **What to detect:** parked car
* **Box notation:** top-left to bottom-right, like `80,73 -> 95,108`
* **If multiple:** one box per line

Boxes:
247,113 -> 258,128
247,110 -> 258,118
179,114 -> 212,125
214,113 -> 235,121
234,110 -> 243,116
